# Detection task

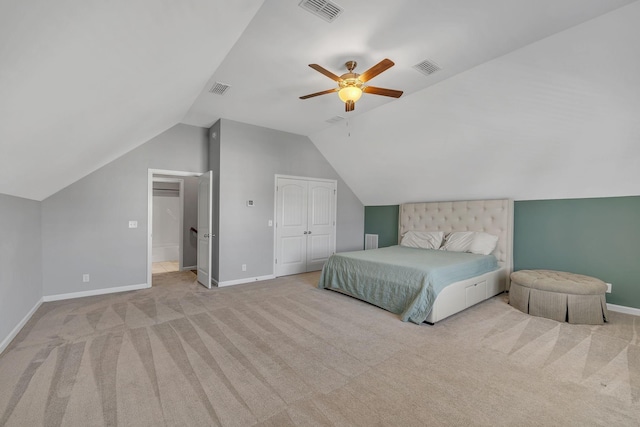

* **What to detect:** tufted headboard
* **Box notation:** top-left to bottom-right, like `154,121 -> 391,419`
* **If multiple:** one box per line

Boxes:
399,199 -> 514,279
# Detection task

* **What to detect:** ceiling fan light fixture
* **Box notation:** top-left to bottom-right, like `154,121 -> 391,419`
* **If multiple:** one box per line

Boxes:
300,59 -> 401,112
338,86 -> 362,103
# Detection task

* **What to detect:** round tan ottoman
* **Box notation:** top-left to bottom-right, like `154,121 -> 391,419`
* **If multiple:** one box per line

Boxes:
509,270 -> 609,325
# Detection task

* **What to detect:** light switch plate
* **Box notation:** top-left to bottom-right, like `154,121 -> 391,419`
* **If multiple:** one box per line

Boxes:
129,221 -> 138,228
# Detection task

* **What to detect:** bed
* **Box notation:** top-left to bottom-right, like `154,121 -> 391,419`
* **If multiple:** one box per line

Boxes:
318,199 -> 514,324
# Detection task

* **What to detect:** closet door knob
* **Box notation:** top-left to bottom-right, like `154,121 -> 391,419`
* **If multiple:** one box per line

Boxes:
303,231 -> 308,234
308,231 -> 312,234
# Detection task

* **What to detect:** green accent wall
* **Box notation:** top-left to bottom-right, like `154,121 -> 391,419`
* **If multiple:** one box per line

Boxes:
365,197 -> 640,309
514,196 -> 640,308
364,205 -> 399,248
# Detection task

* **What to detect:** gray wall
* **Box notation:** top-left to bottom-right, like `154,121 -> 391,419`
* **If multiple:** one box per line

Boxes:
0,194 -> 42,349
42,124 -> 208,296
215,119 -> 364,283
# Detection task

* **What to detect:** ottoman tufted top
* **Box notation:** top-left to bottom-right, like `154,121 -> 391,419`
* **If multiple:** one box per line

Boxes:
510,269 -> 607,295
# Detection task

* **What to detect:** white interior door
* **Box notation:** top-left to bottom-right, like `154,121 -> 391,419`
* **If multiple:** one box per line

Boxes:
275,178 -> 308,276
275,176 -> 336,277
306,181 -> 336,271
197,171 -> 212,288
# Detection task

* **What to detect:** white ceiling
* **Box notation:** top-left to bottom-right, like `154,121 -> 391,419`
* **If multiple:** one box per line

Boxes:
0,0 -> 263,201
310,1 -> 640,204
182,0 -> 635,135
2,0 -> 638,202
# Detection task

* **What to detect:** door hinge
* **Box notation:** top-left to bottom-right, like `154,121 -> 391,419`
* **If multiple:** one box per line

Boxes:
275,258 -> 277,264
334,189 -> 336,195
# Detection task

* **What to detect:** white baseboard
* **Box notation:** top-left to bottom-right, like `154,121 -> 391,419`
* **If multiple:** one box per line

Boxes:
217,274 -> 276,287
607,303 -> 640,317
43,283 -> 150,302
181,265 -> 196,271
0,297 -> 44,355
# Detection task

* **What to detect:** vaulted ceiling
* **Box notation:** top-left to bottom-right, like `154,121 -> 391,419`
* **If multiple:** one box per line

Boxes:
2,0 -> 638,202
310,1 -> 640,204
0,0 -> 264,200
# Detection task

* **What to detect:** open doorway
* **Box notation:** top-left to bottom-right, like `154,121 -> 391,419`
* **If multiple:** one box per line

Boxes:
147,169 -> 202,286
152,178 -> 183,274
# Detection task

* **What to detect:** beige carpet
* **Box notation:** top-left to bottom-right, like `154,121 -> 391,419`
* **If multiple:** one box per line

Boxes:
1,270 -> 640,426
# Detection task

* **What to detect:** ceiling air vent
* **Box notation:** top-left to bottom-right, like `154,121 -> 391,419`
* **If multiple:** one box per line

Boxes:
325,115 -> 345,124
209,82 -> 231,95
413,59 -> 442,76
299,0 -> 343,22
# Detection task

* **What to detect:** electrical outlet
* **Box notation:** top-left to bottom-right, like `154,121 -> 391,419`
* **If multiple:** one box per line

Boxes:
606,283 -> 612,293
242,264 -> 247,272
83,274 -> 90,283
268,219 -> 273,227
129,220 -> 138,228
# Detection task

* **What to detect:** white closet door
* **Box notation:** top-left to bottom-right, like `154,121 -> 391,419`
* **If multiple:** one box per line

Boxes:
275,176 -> 337,277
276,178 -> 308,276
306,180 -> 336,272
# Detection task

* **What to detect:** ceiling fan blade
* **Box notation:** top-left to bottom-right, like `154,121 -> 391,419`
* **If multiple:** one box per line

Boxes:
358,59 -> 395,83
299,88 -> 338,99
363,86 -> 403,98
309,64 -> 342,82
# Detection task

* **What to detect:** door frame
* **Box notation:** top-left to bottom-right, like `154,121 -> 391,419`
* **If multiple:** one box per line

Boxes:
196,171 -> 213,289
147,169 -> 202,287
273,174 -> 337,277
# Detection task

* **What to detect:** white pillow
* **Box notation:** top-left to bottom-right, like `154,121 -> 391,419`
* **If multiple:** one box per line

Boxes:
441,231 -> 475,252
400,231 -> 444,250
469,232 -> 499,255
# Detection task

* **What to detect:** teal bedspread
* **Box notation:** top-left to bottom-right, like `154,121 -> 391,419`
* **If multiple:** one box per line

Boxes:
318,245 -> 498,324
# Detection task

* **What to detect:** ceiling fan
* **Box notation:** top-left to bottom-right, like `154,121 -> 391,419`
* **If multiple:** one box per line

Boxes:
300,58 -> 403,112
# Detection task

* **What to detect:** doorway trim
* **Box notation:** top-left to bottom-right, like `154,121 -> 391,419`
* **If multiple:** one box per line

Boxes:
147,169 -> 203,287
